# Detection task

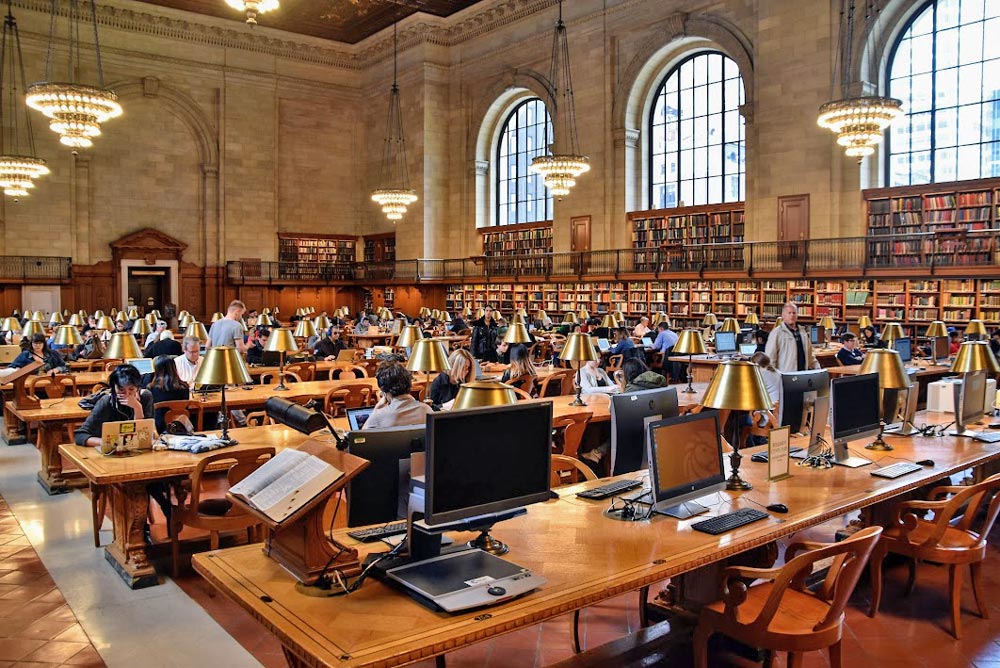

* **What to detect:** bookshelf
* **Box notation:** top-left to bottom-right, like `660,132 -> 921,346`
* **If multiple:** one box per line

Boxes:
363,234 -> 396,263
277,234 -> 355,280
628,202 -> 746,272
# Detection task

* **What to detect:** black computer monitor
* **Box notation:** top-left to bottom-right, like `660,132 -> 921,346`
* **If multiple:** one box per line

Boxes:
830,373 -> 882,448
952,370 -> 987,437
714,331 -> 737,355
424,402 -> 552,526
933,336 -> 950,364
609,387 -> 679,475
645,410 -> 726,519
345,426 -> 426,527
777,369 -> 830,454
810,326 -> 820,345
891,337 -> 912,363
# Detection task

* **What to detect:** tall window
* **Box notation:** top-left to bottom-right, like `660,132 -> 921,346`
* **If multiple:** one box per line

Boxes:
496,98 -> 553,225
648,51 -> 745,209
887,0 -> 1000,186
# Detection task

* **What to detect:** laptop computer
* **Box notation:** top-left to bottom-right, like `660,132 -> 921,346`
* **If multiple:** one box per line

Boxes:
739,343 -> 757,356
596,338 -> 611,352
337,349 -> 359,362
641,336 -> 654,348
125,357 -> 154,375
346,407 -> 375,431
99,419 -> 157,456
0,345 -> 20,365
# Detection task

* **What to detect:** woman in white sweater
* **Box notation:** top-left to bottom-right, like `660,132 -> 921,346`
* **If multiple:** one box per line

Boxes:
578,359 -> 619,394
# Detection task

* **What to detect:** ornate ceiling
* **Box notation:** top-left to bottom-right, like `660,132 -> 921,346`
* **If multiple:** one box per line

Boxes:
134,0 -> 489,44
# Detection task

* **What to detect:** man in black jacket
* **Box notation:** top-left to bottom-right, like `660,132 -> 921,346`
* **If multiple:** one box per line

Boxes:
470,306 -> 499,362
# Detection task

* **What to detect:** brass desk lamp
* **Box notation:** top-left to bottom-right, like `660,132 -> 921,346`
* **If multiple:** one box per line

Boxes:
406,339 -> 450,403
194,346 -> 251,444
819,315 -> 836,349
264,328 -> 298,391
185,322 -> 209,343
104,332 -> 141,360
674,329 -> 707,394
559,332 -> 599,407
858,348 -> 910,450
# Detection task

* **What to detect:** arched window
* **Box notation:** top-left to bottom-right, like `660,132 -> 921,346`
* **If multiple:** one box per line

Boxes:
496,98 -> 553,225
887,0 -> 1000,186
648,51 -> 745,209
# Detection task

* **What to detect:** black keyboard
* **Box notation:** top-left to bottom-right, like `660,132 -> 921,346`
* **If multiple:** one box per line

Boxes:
576,479 -> 644,500
870,462 -> 923,479
691,508 -> 769,535
347,522 -> 407,543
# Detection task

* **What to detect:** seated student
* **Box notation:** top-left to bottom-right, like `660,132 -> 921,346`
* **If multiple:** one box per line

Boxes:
147,355 -> 190,433
448,314 -> 467,333
633,316 -> 651,338
144,330 -> 182,358
949,328 -> 962,355
622,358 -> 666,393
363,361 -> 432,430
579,359 -> 619,394
8,334 -> 68,377
836,332 -> 865,366
75,365 -> 155,448
991,329 -> 1000,357
860,325 -> 880,349
495,339 -> 511,365
500,344 -> 536,390
429,349 -> 476,407
246,326 -> 269,365
754,329 -> 768,353
314,327 -> 347,360
74,325 -> 105,360
609,327 -> 640,361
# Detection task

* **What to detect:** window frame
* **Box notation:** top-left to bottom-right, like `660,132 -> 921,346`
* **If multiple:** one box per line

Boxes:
494,98 -> 554,227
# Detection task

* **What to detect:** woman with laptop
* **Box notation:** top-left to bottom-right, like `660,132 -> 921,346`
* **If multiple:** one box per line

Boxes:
74,365 -> 155,450
8,334 -> 69,376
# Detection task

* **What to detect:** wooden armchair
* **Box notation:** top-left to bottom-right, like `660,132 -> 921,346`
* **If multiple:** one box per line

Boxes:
245,411 -> 272,427
738,409 -> 778,450
27,374 -> 78,400
550,454 -> 596,488
505,373 -> 536,396
606,354 -> 624,373
551,412 -> 591,459
508,386 -> 533,401
694,526 -> 883,668
324,383 -> 373,416
260,370 -> 302,385
284,362 -> 316,382
332,364 -> 369,380
170,447 -> 275,577
154,400 -> 205,431
868,472 -> 1000,638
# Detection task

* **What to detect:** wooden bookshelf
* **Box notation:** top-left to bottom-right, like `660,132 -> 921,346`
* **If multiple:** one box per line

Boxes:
277,233 -> 356,280
479,221 -> 553,276
363,233 -> 396,263
628,202 -> 745,272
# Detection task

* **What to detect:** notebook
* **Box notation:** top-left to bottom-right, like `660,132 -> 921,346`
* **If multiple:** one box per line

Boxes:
125,357 -> 154,375
99,419 -> 157,456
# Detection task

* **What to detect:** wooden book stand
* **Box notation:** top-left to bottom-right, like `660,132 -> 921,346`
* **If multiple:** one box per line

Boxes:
229,439 -> 369,585
4,360 -> 44,410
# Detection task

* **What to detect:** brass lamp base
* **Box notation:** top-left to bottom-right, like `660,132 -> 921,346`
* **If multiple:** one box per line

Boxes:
469,531 -> 509,556
865,422 -> 892,451
569,369 -> 586,406
725,474 -> 753,491
681,360 -> 697,393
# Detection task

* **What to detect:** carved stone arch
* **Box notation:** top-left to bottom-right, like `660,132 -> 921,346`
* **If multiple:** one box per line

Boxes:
857,0 -> 928,94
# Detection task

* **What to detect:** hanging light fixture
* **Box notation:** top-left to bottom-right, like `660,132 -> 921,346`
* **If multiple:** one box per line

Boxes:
225,0 -> 278,25
0,1 -> 48,198
370,21 -> 417,222
818,0 -> 902,161
26,0 -> 122,150
529,0 -> 589,197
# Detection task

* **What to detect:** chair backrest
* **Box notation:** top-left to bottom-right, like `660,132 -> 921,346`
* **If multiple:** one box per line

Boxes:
731,525 -> 882,635
537,369 -> 572,398
410,381 -> 427,403
551,454 -> 597,488
261,370 -> 302,385
154,399 -> 204,431
551,412 -> 592,458
739,409 -> 778,449
285,362 -> 316,382
325,383 -> 373,414
245,411 -> 272,427
186,447 -> 275,514
606,354 -> 624,372
920,472 -> 1000,550
508,386 -> 533,401
27,374 -> 78,399
506,373 -> 536,395
333,364 -> 369,380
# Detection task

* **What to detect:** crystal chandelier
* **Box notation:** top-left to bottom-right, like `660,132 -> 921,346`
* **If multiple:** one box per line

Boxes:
371,21 -> 417,221
0,1 -> 48,198
818,0 -> 902,161
26,0 -> 122,150
530,0 -> 589,197
225,0 -> 279,25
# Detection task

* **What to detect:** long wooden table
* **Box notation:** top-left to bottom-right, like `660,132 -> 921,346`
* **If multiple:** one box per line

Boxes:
826,362 -> 953,409
192,419 -> 999,668
669,348 -> 839,383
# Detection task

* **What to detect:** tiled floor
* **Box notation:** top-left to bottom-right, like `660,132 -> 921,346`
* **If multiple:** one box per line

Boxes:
0,496 -> 104,667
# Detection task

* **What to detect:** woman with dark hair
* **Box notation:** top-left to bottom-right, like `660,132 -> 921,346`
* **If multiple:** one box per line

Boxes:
9,333 -> 68,376
147,355 -> 191,432
363,361 -> 432,429
500,344 -> 537,389
860,326 -> 880,349
75,365 -> 155,448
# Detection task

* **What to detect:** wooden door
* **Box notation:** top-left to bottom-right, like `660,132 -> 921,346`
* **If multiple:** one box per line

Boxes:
777,195 -> 809,270
570,216 -> 591,273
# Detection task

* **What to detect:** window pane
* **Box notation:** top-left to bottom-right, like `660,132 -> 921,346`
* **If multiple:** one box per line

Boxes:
957,144 -> 981,178
936,28 -> 960,69
982,141 -> 1000,176
911,112 -> 933,150
959,63 -> 982,104
494,98 -> 552,225
958,104 -> 982,143
936,67 -> 958,107
935,107 -> 959,147
707,81 -> 722,115
935,146 -> 958,180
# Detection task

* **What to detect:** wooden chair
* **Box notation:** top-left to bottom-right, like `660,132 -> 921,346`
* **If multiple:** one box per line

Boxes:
26,374 -> 78,400
537,369 -> 573,398
508,386 -> 533,401
154,400 -> 205,431
245,411 -> 272,427
284,362 -> 316,382
170,447 -> 275,577
738,409 -> 778,450
260,370 -> 302,385
606,354 -> 624,373
868,472 -> 1000,638
324,383 -> 373,416
550,454 -> 596,488
332,364 -> 369,380
551,412 -> 591,458
410,381 -> 427,403
693,526 -> 883,668
505,373 -> 536,396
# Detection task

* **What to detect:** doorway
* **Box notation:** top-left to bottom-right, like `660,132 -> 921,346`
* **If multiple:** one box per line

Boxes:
570,216 -> 591,274
777,195 -> 810,270
127,267 -> 169,313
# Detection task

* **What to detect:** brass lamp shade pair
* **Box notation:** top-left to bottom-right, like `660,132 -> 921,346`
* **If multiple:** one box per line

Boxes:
105,332 -> 141,360
185,322 -> 210,342
857,348 -> 910,450
193,346 -> 251,444
559,332 -> 600,407
701,360 -> 773,491
419,307 -> 431,317
21,321 -> 45,338
652,312 -> 670,327
52,325 -> 83,347
504,323 -> 532,344
675,329 -> 708,394
461,306 -> 472,317
475,308 -> 486,320
294,319 -> 318,340
719,318 -> 741,334
396,324 -> 424,349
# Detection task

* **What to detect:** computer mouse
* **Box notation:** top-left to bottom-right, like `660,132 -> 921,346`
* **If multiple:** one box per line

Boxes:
766,503 -> 788,514
916,459 -> 934,467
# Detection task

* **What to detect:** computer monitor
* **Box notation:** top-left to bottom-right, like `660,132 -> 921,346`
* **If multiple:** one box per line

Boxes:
124,357 -> 153,375
810,326 -> 820,345
933,336 -> 950,364
777,369 -> 830,455
424,402 -> 552,527
883,370 -> 920,436
952,370 -> 988,437
714,331 -> 737,355
609,387 -> 679,476
891,337 -> 912,363
345,426 -> 426,527
830,373 -> 882,461
645,410 -> 726,519
596,338 -> 611,352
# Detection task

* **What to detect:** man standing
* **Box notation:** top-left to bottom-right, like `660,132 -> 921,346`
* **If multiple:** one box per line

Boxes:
174,336 -> 203,388
207,300 -> 247,353
470,306 -> 499,362
765,302 -> 819,372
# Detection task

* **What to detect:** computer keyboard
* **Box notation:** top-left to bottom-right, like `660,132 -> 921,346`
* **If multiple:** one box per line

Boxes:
691,508 -> 769,535
870,462 -> 923,479
576,479 -> 644,500
347,521 -> 408,543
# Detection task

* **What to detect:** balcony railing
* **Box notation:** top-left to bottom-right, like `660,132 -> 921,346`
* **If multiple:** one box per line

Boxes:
0,256 -> 72,281
225,231 -> 1000,284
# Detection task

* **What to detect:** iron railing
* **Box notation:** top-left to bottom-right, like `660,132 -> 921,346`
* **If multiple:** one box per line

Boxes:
0,256 -> 72,281
225,231 -> 1000,284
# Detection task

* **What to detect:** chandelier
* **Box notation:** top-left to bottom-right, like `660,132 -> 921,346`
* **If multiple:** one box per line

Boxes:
225,0 -> 278,25
26,0 -> 122,149
0,1 -> 48,197
818,0 -> 902,161
371,21 -> 417,221
530,0 -> 589,197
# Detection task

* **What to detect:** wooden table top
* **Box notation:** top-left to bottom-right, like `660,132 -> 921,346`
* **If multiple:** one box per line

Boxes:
670,349 -> 837,365
193,418 -> 999,668
827,363 -> 954,377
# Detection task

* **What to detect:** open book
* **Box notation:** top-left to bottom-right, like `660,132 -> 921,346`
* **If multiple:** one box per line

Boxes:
230,448 -> 344,524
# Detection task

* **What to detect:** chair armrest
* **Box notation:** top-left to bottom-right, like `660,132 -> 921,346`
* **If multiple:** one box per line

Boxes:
928,485 -> 964,501
785,540 -> 828,561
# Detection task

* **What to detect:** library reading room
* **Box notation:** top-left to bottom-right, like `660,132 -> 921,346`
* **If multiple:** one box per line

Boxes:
3,0 -> 1000,667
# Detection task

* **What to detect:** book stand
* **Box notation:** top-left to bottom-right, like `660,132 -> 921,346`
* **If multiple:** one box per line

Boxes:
6,361 -> 44,410
230,440 -> 369,585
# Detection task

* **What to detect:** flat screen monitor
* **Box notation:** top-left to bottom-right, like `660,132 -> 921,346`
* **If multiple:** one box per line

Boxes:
345,426 -> 426,527
830,373 -> 881,446
646,410 -> 726,519
933,336 -> 950,363
714,331 -> 737,355
124,357 -> 153,375
891,337 -> 912,363
777,369 -> 830,454
609,387 -> 679,476
424,402 -> 552,526
954,370 -> 987,434
810,326 -> 820,345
